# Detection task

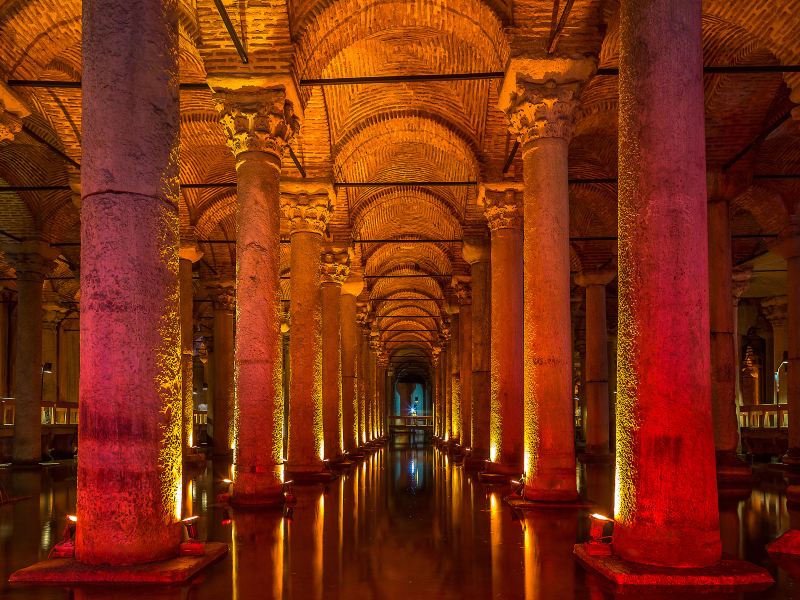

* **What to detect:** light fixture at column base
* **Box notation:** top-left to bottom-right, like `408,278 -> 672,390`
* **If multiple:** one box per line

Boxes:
574,543 -> 773,588
9,543 -> 228,585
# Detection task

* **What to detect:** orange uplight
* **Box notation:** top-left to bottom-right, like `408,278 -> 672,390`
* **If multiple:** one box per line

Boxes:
67,515 -> 78,523
590,513 -> 612,522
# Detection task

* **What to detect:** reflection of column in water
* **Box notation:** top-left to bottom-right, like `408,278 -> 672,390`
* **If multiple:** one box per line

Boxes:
232,510 -> 285,600
323,478 -> 344,597
287,491 -> 323,600
582,462 -> 614,514
450,465 -> 462,557
523,510 -> 577,600
489,492 -> 503,598
719,498 -> 742,558
74,587 -> 186,600
13,470 -> 42,561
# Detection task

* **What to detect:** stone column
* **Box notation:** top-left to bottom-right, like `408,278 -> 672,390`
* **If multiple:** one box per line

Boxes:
614,0 -> 720,567
41,300 -> 65,406
356,307 -> 370,445
283,185 -> 333,473
209,284 -> 235,456
0,289 -> 10,398
179,243 -> 202,455
463,237 -> 491,464
368,336 -> 381,441
448,310 -> 461,444
772,230 -> 800,461
707,173 -> 751,481
483,187 -> 524,475
215,86 -> 298,505
78,0 -> 182,563
500,63 -> 593,500
454,279 -> 473,450
377,352 -> 389,439
574,270 -> 615,458
341,275 -> 363,454
432,347 -> 442,438
3,243 -> 56,463
763,297 -> 788,405
320,249 -> 349,461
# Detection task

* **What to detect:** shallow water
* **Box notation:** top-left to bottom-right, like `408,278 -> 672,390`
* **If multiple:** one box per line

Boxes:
0,439 -> 797,599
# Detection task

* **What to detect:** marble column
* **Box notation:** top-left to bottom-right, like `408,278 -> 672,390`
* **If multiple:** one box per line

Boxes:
341,275 -> 364,454
179,243 -> 202,455
356,308 -> 370,445
215,87 -> 297,505
41,300 -> 65,406
454,279 -> 473,450
283,185 -> 333,474
763,297 -> 788,405
3,243 -> 56,464
0,289 -> 10,399
772,230 -> 800,461
432,347 -> 442,438
209,284 -> 235,456
707,173 -> 751,480
368,335 -> 381,440
377,352 -> 389,439
501,63 -> 593,500
448,310 -> 461,444
462,237 -> 491,464
79,0 -> 181,563
483,187 -> 524,475
574,270 -> 615,458
320,249 -> 349,461
614,0 -> 721,566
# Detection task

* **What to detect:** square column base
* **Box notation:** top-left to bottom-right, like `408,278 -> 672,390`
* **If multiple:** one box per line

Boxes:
574,543 -> 773,588
9,542 -> 228,585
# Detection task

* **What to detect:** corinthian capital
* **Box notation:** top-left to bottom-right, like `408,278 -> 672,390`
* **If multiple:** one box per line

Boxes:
281,180 -> 336,235
505,80 -> 581,144
320,248 -> 350,285
0,82 -> 29,144
214,86 -> 299,158
482,186 -> 522,231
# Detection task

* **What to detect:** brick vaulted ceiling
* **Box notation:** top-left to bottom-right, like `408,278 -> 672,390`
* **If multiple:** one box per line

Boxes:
0,0 -> 799,357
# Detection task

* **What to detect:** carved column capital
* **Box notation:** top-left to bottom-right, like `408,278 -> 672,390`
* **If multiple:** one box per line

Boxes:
207,281 -> 236,312
452,276 -> 472,305
320,248 -> 350,285
483,187 -> 522,231
762,296 -> 788,328
0,82 -> 29,145
281,182 -> 335,235
706,170 -> 751,203
214,86 -> 299,158
732,266 -> 753,302
462,236 -> 490,265
574,269 -> 616,288
505,80 -> 582,145
2,240 -> 59,282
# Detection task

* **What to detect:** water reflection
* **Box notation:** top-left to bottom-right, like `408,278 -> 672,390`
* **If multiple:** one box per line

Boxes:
0,449 -> 797,599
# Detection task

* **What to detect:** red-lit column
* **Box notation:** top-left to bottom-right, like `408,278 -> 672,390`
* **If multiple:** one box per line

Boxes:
341,275 -> 363,454
614,0 -> 721,566
455,279 -> 473,450
283,186 -> 333,474
707,172 -> 751,481
209,284 -> 235,456
484,187 -> 523,474
2,243 -> 56,464
179,243 -> 202,457
320,249 -> 349,461
502,67 -> 593,500
215,87 -> 296,506
79,0 -> 182,563
574,271 -> 615,457
463,237 -> 491,465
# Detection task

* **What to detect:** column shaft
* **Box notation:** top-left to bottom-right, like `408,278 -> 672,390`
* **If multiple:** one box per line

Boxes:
212,296 -> 234,456
449,313 -> 460,443
341,294 -> 359,453
321,278 -> 343,460
459,301 -> 473,449
13,274 -> 44,463
288,230 -> 324,471
583,283 -> 610,455
179,258 -> 194,453
521,136 -> 576,500
467,251 -> 491,460
787,254 -> 800,452
78,0 -> 182,564
615,0 -> 720,567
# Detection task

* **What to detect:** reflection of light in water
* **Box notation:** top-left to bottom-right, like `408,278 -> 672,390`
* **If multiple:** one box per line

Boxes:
41,521 -> 52,552
490,492 -> 502,598
201,489 -> 208,512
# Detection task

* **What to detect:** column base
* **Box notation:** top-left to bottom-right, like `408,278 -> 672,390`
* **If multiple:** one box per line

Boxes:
767,528 -> 800,556
506,491 -> 593,510
575,543 -> 773,588
230,489 -> 285,509
9,543 -> 228,585
521,486 -> 580,504
285,467 -> 338,484
716,451 -> 753,483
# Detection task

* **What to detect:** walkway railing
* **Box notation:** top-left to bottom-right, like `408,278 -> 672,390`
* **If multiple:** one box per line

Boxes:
389,415 -> 433,430
740,403 -> 789,457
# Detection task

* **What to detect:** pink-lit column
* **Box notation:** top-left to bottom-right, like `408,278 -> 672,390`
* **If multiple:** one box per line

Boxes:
707,172 -> 751,481
454,279 -> 473,450
283,186 -> 333,473
215,87 -> 297,506
463,237 -> 491,464
341,275 -> 364,454
320,249 -> 349,461
501,65 -> 593,500
209,284 -> 235,456
574,271 -> 615,457
614,0 -> 721,566
484,187 -> 524,474
79,0 -> 182,563
179,243 -> 202,456
3,243 -> 56,464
